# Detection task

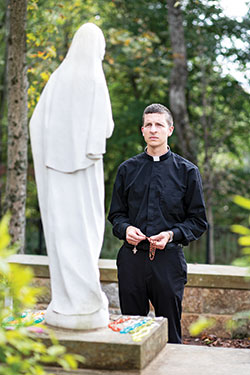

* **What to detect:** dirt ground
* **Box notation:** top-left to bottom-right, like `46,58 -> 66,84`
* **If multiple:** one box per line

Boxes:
183,334 -> 250,349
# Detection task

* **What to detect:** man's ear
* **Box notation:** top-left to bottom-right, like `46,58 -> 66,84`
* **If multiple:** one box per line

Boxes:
168,125 -> 174,136
141,126 -> 144,135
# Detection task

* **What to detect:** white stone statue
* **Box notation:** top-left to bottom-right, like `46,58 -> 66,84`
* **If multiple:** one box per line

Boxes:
29,23 -> 114,329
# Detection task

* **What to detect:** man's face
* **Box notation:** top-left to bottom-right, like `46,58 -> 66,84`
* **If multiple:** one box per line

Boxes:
141,113 -> 174,150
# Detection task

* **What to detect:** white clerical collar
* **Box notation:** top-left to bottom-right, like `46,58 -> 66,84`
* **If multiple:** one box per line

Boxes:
144,146 -> 170,162
153,156 -> 160,162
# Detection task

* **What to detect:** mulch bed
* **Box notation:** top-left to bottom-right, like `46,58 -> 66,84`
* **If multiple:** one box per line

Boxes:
183,334 -> 250,349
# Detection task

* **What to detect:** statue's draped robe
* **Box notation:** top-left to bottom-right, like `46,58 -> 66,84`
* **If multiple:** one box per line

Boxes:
29,23 -> 114,329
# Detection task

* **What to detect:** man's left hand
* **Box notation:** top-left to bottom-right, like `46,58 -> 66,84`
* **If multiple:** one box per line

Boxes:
149,231 -> 173,250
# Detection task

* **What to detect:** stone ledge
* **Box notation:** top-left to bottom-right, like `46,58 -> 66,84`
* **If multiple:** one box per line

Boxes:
187,264 -> 250,290
8,254 -> 250,290
8,254 -> 50,278
45,343 -> 250,375
40,317 -> 168,370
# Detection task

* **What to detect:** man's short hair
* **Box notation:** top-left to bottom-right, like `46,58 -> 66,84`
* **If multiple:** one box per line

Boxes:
143,103 -> 173,127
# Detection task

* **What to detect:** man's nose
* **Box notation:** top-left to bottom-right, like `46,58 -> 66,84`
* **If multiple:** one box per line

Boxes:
150,124 -> 157,132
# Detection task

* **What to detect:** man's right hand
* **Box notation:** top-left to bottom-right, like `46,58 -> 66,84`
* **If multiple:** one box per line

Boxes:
126,226 -> 146,246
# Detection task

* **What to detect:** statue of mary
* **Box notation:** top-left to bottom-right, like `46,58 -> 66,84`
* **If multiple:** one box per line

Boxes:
29,23 -> 114,329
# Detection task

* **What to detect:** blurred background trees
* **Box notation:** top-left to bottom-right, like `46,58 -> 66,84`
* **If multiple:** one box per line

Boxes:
0,0 -> 249,263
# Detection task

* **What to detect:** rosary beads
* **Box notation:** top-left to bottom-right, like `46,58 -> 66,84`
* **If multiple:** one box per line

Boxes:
148,238 -> 157,260
108,316 -> 158,342
132,237 -> 157,260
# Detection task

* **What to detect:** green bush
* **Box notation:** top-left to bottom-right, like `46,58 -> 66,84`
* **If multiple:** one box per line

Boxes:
0,215 -> 83,374
231,195 -> 250,268
189,195 -> 250,337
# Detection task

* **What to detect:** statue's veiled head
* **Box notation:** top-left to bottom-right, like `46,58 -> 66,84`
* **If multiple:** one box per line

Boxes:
65,23 -> 106,65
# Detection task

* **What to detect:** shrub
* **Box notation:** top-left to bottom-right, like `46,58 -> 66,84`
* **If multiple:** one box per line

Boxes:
0,215 -> 83,374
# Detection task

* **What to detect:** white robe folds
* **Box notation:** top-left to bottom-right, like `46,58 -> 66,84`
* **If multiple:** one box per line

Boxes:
29,23 -> 114,329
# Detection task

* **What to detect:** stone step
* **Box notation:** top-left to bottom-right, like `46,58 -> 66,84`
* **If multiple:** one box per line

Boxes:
45,343 -> 250,375
40,316 -> 168,371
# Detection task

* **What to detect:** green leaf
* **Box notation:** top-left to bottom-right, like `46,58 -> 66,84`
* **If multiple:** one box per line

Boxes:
0,261 -> 10,274
242,247 -> 250,255
72,354 -> 85,364
0,329 -> 6,345
40,355 -> 55,363
238,236 -> 250,246
32,342 -> 46,354
0,215 -> 11,252
57,358 -> 71,370
232,256 -> 250,267
63,354 -> 78,369
231,225 -> 250,235
226,318 -> 239,332
189,316 -> 215,336
233,195 -> 250,210
30,365 -> 46,375
6,355 -> 22,365
47,345 -> 66,357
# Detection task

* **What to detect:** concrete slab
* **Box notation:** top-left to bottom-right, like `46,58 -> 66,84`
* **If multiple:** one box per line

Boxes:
45,343 -> 250,375
143,344 -> 250,375
41,316 -> 168,370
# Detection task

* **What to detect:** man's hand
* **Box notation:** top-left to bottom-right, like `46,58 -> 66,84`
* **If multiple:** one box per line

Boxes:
149,231 -> 173,250
126,226 -> 146,246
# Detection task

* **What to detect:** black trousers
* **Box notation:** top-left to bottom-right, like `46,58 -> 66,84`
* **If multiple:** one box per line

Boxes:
117,244 -> 187,344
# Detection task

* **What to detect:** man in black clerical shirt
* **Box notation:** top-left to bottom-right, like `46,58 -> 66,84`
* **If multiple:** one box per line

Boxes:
108,103 -> 207,343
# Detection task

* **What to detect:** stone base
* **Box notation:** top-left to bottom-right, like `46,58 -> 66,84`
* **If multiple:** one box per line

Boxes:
45,299 -> 109,330
40,315 -> 168,370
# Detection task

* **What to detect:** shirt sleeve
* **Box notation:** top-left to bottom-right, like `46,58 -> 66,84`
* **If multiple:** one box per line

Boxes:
108,166 -> 131,240
172,167 -> 208,245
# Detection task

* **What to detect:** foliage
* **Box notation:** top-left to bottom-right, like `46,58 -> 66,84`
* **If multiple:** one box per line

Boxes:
189,316 -> 215,337
231,196 -> 250,268
26,0 -> 99,113
101,221 -> 121,259
0,215 -> 83,374
226,310 -> 250,339
189,195 -> 250,337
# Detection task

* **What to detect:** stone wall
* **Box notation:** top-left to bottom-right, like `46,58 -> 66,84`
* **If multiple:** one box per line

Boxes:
8,255 -> 250,338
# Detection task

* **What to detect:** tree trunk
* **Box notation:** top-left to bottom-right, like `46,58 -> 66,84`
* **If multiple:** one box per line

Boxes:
166,0 -> 196,163
5,0 -> 28,253
206,203 -> 215,264
0,0 -> 9,219
199,39 -> 215,264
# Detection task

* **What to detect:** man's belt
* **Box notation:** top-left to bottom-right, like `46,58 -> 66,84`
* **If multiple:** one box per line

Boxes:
124,240 -> 183,252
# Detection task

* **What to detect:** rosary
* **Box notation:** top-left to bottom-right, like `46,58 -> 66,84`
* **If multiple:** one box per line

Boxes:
148,237 -> 157,260
133,237 -> 157,261
108,316 -> 158,342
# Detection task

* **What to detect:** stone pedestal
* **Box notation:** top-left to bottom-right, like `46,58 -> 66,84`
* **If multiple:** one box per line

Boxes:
41,316 -> 168,370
